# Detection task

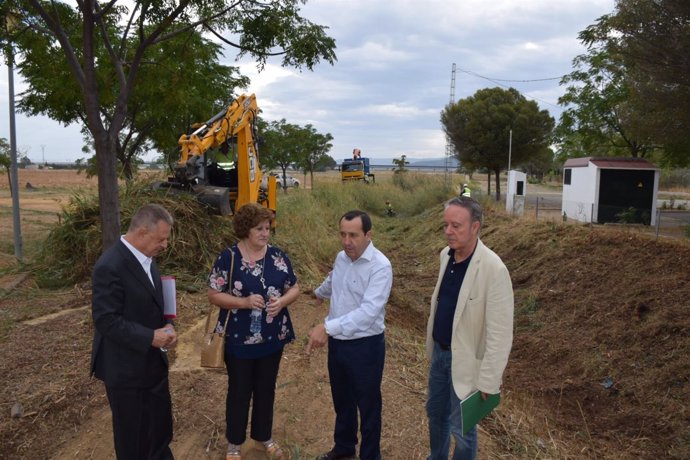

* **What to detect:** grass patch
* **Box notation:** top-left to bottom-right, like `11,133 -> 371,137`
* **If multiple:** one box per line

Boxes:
28,173 -> 455,289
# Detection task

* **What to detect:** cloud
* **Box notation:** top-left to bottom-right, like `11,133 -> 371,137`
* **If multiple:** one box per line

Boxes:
0,0 -> 616,162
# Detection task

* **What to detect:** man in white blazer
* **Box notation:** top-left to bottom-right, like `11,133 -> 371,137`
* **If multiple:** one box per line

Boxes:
425,197 -> 514,460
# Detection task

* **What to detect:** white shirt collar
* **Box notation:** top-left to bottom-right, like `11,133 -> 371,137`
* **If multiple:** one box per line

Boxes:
349,241 -> 374,263
121,235 -> 154,285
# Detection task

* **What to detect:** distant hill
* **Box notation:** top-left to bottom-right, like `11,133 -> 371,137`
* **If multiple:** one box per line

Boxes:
409,157 -> 459,167
368,157 -> 459,168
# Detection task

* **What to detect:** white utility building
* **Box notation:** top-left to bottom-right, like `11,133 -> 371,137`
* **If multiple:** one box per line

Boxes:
562,157 -> 659,225
506,170 -> 527,216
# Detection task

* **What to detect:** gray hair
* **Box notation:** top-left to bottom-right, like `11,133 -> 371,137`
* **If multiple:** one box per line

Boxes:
128,204 -> 173,231
444,196 -> 483,227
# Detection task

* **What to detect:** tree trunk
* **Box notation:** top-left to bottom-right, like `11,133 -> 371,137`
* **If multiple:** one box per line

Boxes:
487,171 -> 491,196
123,156 -> 134,181
94,133 -> 122,250
494,168 -> 502,201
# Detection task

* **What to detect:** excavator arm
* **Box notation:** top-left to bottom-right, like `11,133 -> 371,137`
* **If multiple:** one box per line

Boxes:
168,94 -> 277,218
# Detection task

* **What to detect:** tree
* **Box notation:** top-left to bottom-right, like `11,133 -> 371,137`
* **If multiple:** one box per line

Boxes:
260,119 -> 301,190
0,138 -> 32,194
14,27 -> 249,180
556,19 -> 657,160
294,124 -> 333,189
314,155 -> 336,172
0,138 -> 11,191
260,119 -> 332,191
125,34 -> 251,176
604,0 -> 690,166
1,0 -> 336,248
392,154 -> 409,173
441,87 -> 554,200
522,146 -> 555,181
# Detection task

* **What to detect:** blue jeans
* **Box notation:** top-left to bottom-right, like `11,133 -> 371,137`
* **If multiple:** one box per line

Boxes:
426,342 -> 477,460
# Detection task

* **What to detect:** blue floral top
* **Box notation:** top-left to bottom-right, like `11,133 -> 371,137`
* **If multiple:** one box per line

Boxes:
208,244 -> 297,359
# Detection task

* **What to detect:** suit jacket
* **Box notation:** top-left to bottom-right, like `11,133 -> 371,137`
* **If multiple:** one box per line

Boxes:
425,239 -> 514,399
91,240 -> 170,388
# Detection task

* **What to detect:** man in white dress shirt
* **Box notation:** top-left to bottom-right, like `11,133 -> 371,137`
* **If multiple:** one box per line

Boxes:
307,210 -> 393,460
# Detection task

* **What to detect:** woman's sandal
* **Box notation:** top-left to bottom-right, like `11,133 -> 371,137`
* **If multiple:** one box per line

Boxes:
226,444 -> 241,460
264,439 -> 284,459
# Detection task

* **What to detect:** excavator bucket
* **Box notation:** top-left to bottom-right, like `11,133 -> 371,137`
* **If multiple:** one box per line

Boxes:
192,185 -> 232,215
152,181 -> 232,215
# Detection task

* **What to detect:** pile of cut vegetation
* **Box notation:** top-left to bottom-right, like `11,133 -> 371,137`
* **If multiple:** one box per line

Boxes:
34,181 -> 236,287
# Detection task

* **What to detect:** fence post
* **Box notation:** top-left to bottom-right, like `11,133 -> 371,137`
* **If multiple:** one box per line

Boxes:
535,196 -> 540,219
656,208 -> 661,239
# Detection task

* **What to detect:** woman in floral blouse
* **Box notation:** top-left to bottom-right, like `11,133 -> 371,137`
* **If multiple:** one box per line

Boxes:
208,203 -> 300,460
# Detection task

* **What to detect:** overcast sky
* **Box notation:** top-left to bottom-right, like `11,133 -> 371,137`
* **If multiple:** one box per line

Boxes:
0,0 -> 615,164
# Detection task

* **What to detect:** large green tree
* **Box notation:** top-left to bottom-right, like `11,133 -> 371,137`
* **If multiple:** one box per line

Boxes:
557,0 -> 690,167
441,87 -> 554,200
14,26 -> 249,180
606,0 -> 690,166
556,18 -> 656,160
1,0 -> 336,248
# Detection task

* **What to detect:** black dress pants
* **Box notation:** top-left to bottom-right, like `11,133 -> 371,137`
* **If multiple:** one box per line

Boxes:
105,374 -> 174,460
328,333 -> 385,460
224,348 -> 284,444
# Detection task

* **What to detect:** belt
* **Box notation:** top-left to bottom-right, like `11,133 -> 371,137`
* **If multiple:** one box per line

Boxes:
438,342 -> 450,351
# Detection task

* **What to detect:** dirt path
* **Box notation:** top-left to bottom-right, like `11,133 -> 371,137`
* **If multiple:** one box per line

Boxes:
48,294 -> 430,459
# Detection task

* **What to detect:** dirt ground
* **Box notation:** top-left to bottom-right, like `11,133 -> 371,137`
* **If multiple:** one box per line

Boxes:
0,292 -> 428,459
0,169 -> 432,459
1,169 -> 689,459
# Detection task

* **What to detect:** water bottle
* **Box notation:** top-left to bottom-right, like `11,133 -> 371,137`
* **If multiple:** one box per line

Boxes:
250,309 -> 262,334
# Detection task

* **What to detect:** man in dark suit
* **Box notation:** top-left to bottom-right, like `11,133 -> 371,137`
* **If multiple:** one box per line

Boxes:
91,204 -> 177,459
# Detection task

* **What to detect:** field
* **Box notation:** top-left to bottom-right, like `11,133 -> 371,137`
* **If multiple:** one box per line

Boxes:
0,169 -> 688,459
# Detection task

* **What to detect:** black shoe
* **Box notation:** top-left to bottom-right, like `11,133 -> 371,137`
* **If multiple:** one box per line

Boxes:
316,449 -> 356,460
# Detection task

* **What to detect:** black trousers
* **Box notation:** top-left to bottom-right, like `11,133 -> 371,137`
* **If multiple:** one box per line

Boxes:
224,348 -> 284,444
105,374 -> 174,460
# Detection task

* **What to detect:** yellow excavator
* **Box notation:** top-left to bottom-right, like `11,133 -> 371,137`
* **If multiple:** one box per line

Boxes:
164,93 -> 277,219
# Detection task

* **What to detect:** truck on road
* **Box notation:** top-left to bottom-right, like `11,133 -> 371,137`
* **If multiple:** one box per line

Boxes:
340,156 -> 375,183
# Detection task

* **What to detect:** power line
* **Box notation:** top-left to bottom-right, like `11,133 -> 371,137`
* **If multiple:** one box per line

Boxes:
457,67 -> 563,109
458,68 -> 565,83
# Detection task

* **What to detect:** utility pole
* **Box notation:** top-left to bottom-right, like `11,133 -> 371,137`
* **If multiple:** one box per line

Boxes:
5,11 -> 23,261
508,129 -> 512,171
444,63 -> 456,189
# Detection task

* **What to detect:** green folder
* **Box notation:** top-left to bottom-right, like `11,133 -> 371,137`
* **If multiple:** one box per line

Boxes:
461,391 -> 501,435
